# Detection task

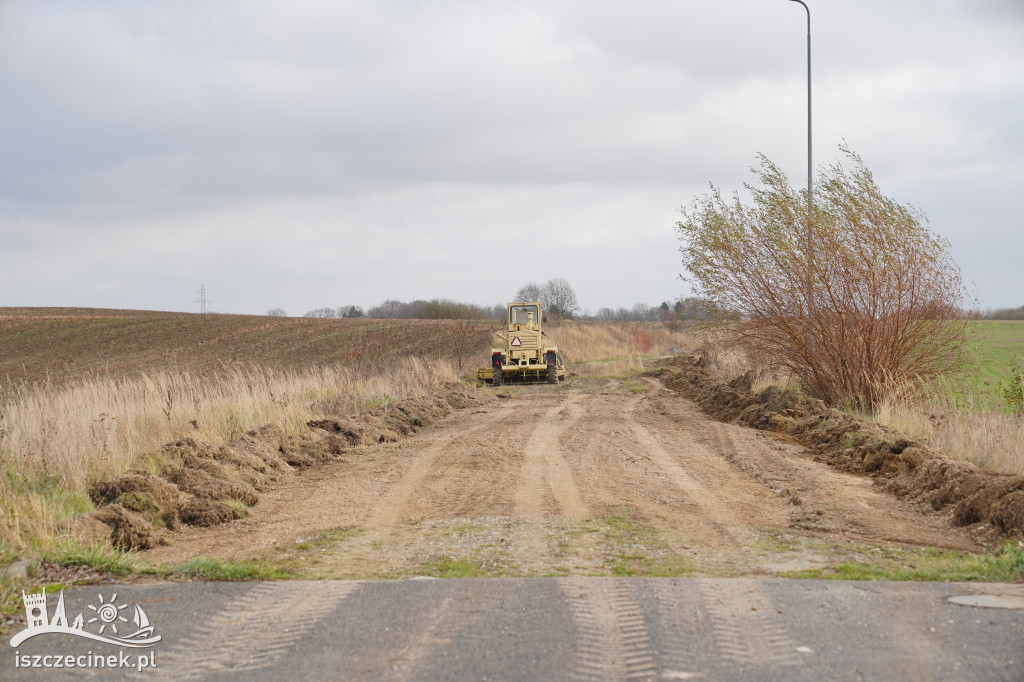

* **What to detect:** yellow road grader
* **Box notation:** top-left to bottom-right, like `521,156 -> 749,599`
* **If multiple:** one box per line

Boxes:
477,302 -> 565,385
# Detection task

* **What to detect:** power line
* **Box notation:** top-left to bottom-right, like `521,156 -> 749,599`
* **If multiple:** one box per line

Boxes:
194,284 -> 211,314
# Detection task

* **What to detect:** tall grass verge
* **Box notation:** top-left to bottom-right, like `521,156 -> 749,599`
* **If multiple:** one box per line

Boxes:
0,357 -> 463,561
700,345 -> 1024,476
872,378 -> 1024,475
546,321 -> 702,376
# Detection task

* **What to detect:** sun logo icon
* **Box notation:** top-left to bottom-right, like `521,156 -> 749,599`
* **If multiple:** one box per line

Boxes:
87,593 -> 129,634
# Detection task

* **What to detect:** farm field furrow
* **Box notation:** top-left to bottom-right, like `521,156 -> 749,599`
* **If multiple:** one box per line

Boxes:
0,308 -> 494,399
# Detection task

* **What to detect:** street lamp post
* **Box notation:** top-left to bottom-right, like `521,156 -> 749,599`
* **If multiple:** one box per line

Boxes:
788,0 -> 812,204
787,0 -> 815,345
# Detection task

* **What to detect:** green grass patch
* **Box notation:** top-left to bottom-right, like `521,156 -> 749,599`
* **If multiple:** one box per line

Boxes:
963,321 -> 1024,410
428,520 -> 486,539
290,527 -> 365,552
2,540 -> 138,628
780,540 -> 1024,582
4,471 -> 95,520
587,511 -> 691,578
1,572 -> 27,625
619,378 -> 649,394
40,538 -> 136,575
839,429 -> 867,450
217,498 -> 251,519
170,557 -> 295,581
756,528 -> 802,554
415,556 -> 491,578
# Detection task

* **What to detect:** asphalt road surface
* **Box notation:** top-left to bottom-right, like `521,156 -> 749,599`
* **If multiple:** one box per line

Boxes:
6,577 -> 1024,681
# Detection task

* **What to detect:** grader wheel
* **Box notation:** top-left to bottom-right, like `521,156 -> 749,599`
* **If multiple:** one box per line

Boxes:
493,367 -> 504,386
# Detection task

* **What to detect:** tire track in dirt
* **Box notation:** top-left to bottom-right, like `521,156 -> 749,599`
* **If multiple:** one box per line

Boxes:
558,390 -> 784,560
363,439 -> 450,531
143,376 -> 988,576
558,392 -> 683,519
560,577 -> 658,681
515,393 -> 589,519
154,581 -> 360,679
364,401 -> 522,531
627,403 -> 742,535
400,395 -> 573,523
649,387 -> 983,551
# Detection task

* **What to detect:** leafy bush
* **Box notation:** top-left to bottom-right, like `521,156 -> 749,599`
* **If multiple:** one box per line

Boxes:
1000,358 -> 1024,416
676,146 -> 973,407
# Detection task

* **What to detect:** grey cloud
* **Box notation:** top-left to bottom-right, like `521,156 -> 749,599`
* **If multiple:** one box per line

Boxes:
1,0 -> 1022,311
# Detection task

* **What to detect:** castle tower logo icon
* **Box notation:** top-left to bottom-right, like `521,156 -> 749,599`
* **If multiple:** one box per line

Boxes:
10,589 -> 161,649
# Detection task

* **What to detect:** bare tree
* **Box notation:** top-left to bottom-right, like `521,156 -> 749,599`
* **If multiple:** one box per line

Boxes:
367,299 -> 428,318
337,305 -> 364,318
266,308 -> 287,317
515,282 -> 544,302
304,307 -> 337,318
544,278 -> 580,318
631,303 -> 652,322
514,279 -> 580,319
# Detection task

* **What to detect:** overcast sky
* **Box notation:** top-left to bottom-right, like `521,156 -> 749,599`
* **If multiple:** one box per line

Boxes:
1,0 -> 1021,316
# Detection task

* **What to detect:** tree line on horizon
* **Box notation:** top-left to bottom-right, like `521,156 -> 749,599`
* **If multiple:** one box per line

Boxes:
979,305 -> 1024,321
267,276 -> 725,322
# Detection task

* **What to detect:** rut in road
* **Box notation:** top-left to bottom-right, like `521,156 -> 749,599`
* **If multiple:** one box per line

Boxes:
142,379 -> 986,577
515,393 -> 589,519
362,401 -> 519,532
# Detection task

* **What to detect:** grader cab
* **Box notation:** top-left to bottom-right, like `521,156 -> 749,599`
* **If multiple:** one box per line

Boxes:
477,302 -> 565,385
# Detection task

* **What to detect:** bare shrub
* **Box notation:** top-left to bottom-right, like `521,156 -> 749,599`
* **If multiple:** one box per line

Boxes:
631,326 -> 653,353
676,146 -> 974,408
304,307 -> 338,318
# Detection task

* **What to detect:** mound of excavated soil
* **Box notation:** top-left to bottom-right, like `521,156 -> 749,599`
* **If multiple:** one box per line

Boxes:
90,504 -> 159,550
649,356 -> 1024,537
82,389 -> 491,549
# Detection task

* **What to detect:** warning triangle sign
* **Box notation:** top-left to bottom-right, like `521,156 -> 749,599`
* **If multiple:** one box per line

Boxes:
511,337 -> 522,347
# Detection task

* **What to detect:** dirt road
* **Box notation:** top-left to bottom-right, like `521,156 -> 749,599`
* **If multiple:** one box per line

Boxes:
144,378 -> 986,577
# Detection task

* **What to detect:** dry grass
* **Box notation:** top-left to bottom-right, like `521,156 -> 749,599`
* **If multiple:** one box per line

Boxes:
0,316 -> 707,567
872,384 -> 1024,475
0,357 -> 462,558
547,321 -> 702,377
699,341 -> 1024,476
0,317 -> 704,562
